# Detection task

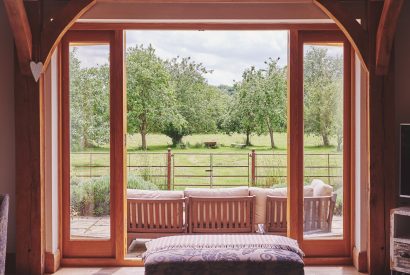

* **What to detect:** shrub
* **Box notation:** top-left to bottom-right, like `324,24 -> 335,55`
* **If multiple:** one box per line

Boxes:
71,175 -> 159,217
127,174 -> 159,190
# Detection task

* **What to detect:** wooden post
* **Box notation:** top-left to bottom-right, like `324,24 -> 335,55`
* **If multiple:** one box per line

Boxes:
251,149 -> 256,186
167,148 -> 172,190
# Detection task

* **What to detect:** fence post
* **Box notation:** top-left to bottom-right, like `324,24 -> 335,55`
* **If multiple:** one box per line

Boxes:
167,148 -> 172,190
251,149 -> 256,186
327,154 -> 330,184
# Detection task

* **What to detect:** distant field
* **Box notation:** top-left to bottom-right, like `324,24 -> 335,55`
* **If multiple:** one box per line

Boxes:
125,132 -> 341,153
71,133 -> 343,191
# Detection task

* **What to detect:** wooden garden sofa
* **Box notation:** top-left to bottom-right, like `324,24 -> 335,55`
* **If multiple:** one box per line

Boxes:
184,186 -> 255,233
187,196 -> 256,233
261,180 -> 337,233
127,189 -> 187,248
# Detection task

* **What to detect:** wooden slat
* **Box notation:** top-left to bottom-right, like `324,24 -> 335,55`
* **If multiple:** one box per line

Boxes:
3,0 -> 32,75
375,0 -> 404,75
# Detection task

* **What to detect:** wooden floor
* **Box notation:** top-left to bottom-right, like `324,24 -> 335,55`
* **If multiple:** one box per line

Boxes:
51,266 -> 367,275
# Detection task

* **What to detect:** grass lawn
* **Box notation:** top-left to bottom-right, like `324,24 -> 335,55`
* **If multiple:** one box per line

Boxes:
71,133 -> 343,190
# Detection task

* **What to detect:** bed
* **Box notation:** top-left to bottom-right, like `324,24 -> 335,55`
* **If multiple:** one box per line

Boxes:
143,235 -> 305,275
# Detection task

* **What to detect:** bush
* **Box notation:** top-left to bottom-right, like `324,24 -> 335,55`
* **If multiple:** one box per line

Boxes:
127,174 -> 159,190
71,175 -> 158,217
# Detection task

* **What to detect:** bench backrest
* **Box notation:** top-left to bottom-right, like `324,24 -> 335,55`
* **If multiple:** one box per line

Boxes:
127,198 -> 187,234
187,196 -> 255,233
266,194 -> 337,233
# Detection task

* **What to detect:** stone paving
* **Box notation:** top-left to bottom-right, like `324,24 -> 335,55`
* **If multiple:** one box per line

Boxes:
71,215 -> 343,241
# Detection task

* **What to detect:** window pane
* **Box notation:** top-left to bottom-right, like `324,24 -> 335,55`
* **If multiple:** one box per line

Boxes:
69,44 -> 111,240
303,44 -> 344,239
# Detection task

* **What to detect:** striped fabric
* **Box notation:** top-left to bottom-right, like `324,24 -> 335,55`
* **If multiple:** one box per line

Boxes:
144,234 -> 304,258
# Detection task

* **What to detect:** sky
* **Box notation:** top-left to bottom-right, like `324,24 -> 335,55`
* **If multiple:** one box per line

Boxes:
72,30 -> 288,86
71,30 -> 343,86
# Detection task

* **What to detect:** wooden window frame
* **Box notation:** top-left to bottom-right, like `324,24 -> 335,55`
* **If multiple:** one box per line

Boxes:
59,25 -> 354,266
61,30 -> 126,259
292,30 -> 353,260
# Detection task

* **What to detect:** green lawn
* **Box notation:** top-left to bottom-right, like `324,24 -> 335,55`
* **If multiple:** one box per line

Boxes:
71,133 -> 343,191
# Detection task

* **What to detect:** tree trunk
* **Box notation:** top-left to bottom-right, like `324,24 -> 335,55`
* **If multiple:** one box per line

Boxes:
245,129 -> 251,146
172,136 -> 183,146
268,123 -> 275,149
140,114 -> 148,150
322,134 -> 330,147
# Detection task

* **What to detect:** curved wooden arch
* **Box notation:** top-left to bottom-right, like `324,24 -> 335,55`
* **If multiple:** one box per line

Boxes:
40,0 -> 96,71
313,0 -> 369,72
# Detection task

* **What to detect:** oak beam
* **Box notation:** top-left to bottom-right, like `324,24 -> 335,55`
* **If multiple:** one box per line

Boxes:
40,0 -> 96,71
314,0 -> 369,71
3,0 -> 32,75
375,0 -> 404,75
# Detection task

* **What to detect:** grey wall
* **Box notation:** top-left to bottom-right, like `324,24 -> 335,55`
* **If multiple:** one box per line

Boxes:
395,0 -> 410,205
0,2 -> 16,253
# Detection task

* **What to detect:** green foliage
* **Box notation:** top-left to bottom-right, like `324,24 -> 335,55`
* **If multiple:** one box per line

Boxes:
304,46 -> 343,147
71,175 -> 158,216
222,58 -> 287,148
126,45 -> 179,150
69,49 -> 110,151
162,57 -> 229,145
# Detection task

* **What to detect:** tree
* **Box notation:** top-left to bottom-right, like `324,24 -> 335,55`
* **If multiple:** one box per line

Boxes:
126,45 -> 178,150
304,46 -> 343,147
69,49 -> 110,150
163,57 -> 228,146
223,59 -> 287,148
222,67 -> 259,146
255,58 -> 287,148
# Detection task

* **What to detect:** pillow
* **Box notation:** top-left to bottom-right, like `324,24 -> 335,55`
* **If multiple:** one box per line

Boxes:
271,186 -> 314,197
249,187 -> 278,225
127,189 -> 184,199
310,180 -> 333,196
184,186 -> 249,198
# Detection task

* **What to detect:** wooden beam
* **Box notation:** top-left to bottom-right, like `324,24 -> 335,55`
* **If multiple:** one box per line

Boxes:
367,2 -> 389,274
314,0 -> 369,72
375,0 -> 404,75
40,0 -> 96,71
3,0 -> 32,75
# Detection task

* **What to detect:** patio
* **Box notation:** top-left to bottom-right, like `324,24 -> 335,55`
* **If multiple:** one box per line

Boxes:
70,215 -> 344,240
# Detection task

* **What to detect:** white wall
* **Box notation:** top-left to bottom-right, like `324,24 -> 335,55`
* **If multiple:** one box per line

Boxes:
0,2 -> 16,253
44,49 -> 59,253
354,54 -> 368,252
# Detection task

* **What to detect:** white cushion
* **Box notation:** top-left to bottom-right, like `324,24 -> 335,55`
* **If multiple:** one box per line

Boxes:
127,189 -> 184,199
184,186 -> 249,198
271,186 -> 314,197
249,187 -> 278,225
310,179 -> 333,196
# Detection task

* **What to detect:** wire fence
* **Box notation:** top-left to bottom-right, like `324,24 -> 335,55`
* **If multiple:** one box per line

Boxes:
71,150 -> 343,190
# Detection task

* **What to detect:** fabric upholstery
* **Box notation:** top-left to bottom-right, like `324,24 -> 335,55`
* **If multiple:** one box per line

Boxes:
184,186 -> 249,198
127,189 -> 184,199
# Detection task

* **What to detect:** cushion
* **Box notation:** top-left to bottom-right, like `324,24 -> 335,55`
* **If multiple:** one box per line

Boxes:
127,189 -> 184,199
310,179 -> 333,196
184,186 -> 249,198
271,186 -> 314,197
249,187 -> 279,224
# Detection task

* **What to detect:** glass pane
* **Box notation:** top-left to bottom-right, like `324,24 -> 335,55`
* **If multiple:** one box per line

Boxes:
303,44 -> 344,239
124,30 -> 289,258
69,44 -> 111,240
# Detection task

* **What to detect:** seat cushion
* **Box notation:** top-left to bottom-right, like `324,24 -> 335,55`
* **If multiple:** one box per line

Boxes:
184,186 -> 249,198
127,189 -> 184,199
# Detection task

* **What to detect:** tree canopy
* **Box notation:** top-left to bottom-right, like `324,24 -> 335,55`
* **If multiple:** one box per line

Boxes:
304,46 -> 343,147
68,43 -> 344,151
